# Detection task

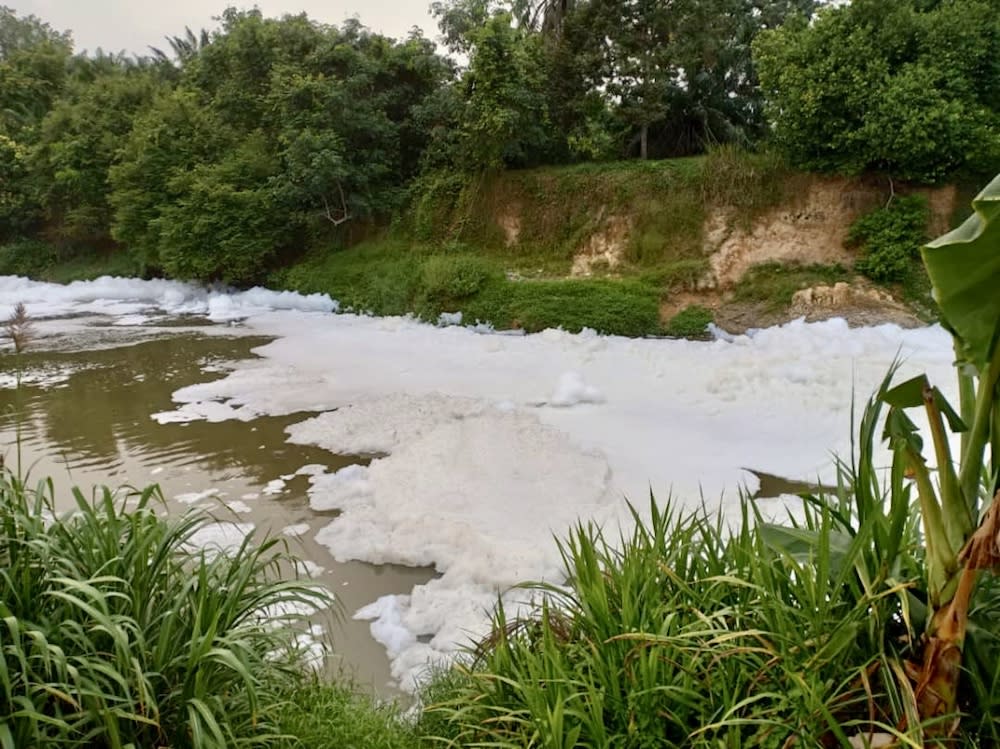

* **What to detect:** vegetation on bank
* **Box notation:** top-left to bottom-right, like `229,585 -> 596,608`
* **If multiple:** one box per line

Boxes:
2,1 -> 997,326
4,179 -> 1000,745
416,178 -> 1000,746
0,475 -> 330,748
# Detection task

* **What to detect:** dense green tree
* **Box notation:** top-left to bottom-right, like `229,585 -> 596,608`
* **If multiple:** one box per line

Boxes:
0,7 -> 74,240
30,63 -> 164,245
109,10 -> 452,282
577,0 -> 820,158
754,0 -> 1000,182
0,5 -> 70,61
109,90 -> 229,272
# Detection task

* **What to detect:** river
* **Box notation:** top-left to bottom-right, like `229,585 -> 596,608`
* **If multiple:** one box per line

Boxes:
0,275 -> 955,694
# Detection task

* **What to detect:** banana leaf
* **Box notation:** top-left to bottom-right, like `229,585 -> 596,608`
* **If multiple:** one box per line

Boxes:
922,175 -> 1000,371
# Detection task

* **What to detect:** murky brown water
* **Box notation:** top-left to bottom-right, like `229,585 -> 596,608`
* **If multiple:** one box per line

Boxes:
0,325 -> 434,696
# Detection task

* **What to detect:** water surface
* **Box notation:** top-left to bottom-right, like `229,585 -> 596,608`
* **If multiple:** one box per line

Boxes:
0,324 -> 434,695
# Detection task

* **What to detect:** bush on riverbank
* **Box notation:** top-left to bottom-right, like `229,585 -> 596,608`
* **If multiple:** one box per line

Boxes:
276,239 -> 664,337
0,472 -> 331,748
419,485 -> 999,747
417,493 -> 914,746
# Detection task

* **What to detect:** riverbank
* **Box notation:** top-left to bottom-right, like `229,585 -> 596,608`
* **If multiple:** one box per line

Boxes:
1,156 -> 968,338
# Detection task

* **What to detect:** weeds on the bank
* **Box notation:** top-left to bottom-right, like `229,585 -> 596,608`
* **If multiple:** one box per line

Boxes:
0,303 -> 335,748
0,477 -> 332,748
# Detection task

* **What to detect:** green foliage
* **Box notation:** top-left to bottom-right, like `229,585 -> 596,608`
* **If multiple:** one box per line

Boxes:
0,135 -> 39,237
923,174 -> 1000,371
466,277 -> 661,336
31,64 -> 164,246
754,0 -> 1000,183
0,473 -> 331,749
0,238 -> 61,276
0,6 -> 71,61
734,261 -> 852,310
665,304 -> 713,337
849,195 -> 929,284
114,11 -> 450,283
420,254 -> 495,302
275,239 -> 425,316
421,493 -> 921,746
454,12 -> 555,170
273,680 -> 418,749
277,236 -> 662,336
700,144 -> 793,220
638,258 -> 710,290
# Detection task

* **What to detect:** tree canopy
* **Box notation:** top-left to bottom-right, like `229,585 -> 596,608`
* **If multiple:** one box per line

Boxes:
1,1 -> 998,284
754,0 -> 1000,183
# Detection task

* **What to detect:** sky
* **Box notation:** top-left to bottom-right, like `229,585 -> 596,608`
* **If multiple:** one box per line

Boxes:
13,0 -> 438,55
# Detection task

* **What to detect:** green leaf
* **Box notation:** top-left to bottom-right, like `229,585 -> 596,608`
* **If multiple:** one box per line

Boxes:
882,407 -> 923,453
883,374 -> 928,409
932,386 -> 968,434
922,174 -> 1000,370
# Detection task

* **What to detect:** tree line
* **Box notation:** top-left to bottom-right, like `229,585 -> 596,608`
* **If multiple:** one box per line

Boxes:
1,0 -> 999,285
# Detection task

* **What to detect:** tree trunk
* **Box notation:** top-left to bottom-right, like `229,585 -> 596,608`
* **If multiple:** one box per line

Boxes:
640,123 -> 648,160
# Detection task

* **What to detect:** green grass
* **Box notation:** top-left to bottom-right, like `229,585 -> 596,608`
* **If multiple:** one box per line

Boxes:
274,680 -> 420,749
419,492 -> 919,747
665,304 -> 714,337
0,239 -> 140,282
0,471 -> 331,749
464,277 -> 661,336
273,238 -> 426,317
732,261 -> 853,311
276,237 -> 664,337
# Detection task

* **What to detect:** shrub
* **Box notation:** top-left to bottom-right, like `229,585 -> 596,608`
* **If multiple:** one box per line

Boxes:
0,239 -> 62,277
733,261 -> 852,310
665,304 -> 713,337
0,475 -> 331,749
420,254 -> 494,302
419,493 -> 920,747
464,278 -> 661,337
849,195 -> 929,283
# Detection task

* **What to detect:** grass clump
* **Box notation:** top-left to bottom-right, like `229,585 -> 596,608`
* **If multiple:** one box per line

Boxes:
0,474 -> 331,749
274,679 -> 419,749
465,278 -> 661,336
665,304 -> 713,338
848,195 -> 930,283
420,254 -> 495,304
699,144 -> 793,221
733,261 -> 852,311
421,493 -> 919,746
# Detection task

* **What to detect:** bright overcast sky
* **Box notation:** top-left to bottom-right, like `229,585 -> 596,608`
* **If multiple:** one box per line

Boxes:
12,0 -> 438,55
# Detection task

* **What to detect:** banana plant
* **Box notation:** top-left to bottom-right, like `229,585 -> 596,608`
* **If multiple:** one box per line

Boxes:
758,176 -> 1000,741
880,174 -> 1000,734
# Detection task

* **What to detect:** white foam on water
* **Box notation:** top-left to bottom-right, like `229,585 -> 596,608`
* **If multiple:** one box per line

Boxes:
224,500 -> 253,515
548,370 -> 605,407
0,275 -> 336,323
185,521 -> 254,558
299,560 -> 326,577
175,488 -> 220,504
154,309 -> 954,691
305,464 -> 373,512
263,478 -> 286,495
282,523 -> 311,537
13,278 -> 956,692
